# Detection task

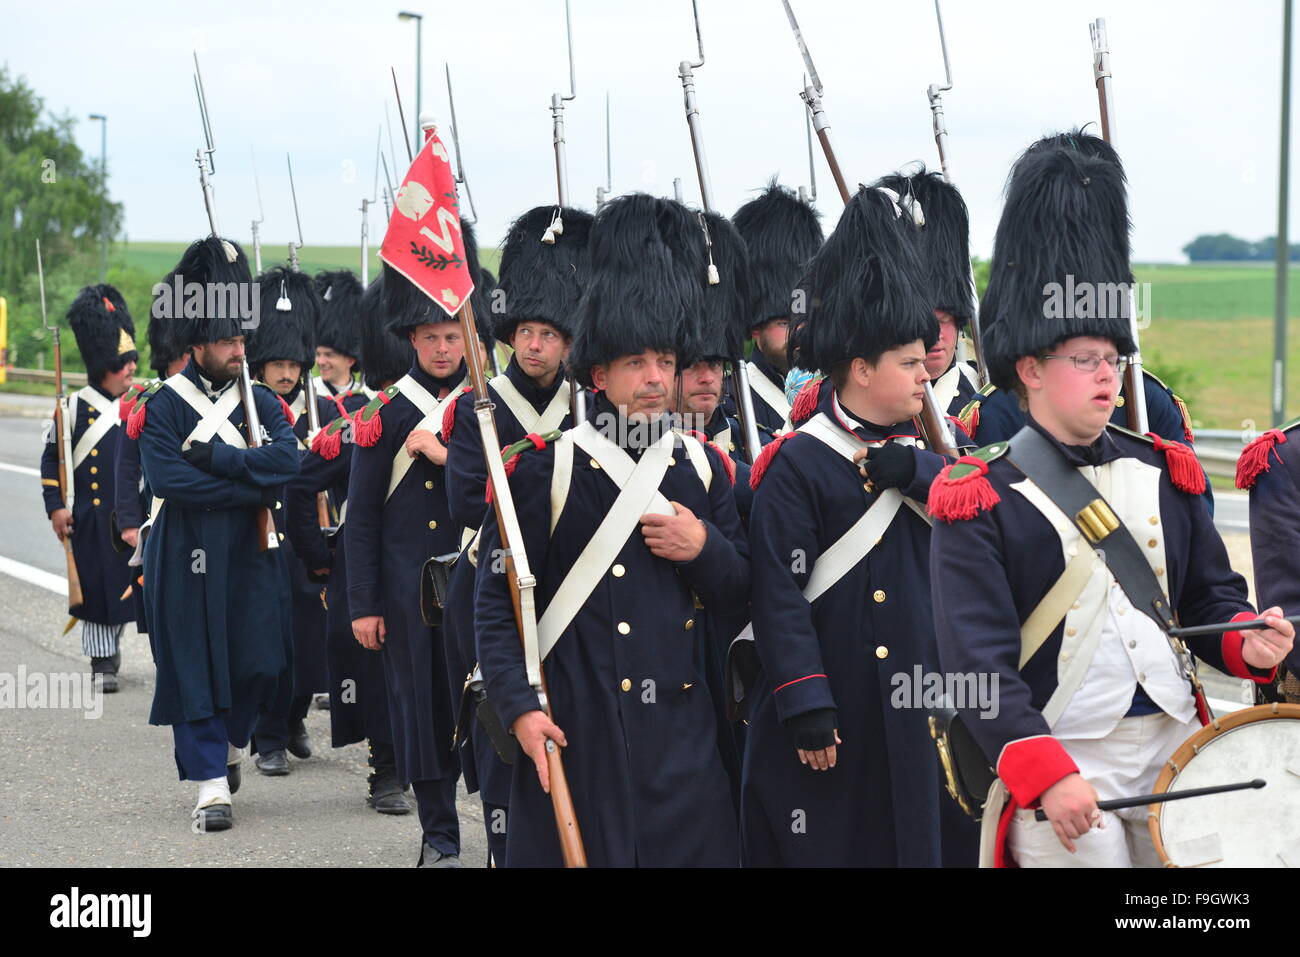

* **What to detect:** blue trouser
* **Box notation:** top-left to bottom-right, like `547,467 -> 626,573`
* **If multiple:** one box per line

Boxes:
173,712 -> 253,781
412,776 -> 460,856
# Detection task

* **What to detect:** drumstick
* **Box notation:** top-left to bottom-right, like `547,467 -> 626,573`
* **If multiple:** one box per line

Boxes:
1168,614 -> 1300,639
1033,778 -> 1265,821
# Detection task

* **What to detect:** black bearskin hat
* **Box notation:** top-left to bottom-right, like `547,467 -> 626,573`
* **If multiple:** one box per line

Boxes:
313,269 -> 363,358
67,284 -> 137,383
247,267 -> 318,372
732,181 -> 823,331
567,193 -> 702,389
167,237 -> 255,346
681,210 -> 749,365
980,132 -> 1136,391
876,166 -> 974,326
493,205 -> 592,342
788,184 -> 937,376
358,274 -> 415,391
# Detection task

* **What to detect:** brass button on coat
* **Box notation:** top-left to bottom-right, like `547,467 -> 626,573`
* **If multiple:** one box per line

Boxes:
425,480 -> 434,489
92,497 -> 101,506
617,622 -> 631,635
1147,538 -> 1158,548
278,532 -> 285,541
428,520 -> 438,530
620,678 -> 631,692
590,458 -> 601,470
875,646 -> 888,659
872,589 -> 886,603
89,467 -> 97,474
90,449 -> 98,457
612,564 -> 625,577
684,619 -> 694,630
90,482 -> 99,490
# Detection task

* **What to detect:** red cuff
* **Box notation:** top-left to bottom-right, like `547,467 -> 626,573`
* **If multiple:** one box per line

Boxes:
996,735 -> 1079,807
1222,611 -> 1278,684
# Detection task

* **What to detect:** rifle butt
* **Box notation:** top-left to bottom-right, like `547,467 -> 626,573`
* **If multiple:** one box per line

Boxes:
316,492 -> 331,528
64,538 -> 85,610
546,744 -> 588,867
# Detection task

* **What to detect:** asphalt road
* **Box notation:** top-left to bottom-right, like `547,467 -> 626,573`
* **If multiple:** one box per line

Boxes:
0,396 -> 488,868
0,392 -> 1255,866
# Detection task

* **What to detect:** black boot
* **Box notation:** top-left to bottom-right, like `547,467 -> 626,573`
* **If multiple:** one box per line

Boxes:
287,719 -> 312,760
367,740 -> 411,815
90,657 -> 119,694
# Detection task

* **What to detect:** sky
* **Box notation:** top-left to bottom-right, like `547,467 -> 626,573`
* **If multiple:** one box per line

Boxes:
4,0 -> 1293,263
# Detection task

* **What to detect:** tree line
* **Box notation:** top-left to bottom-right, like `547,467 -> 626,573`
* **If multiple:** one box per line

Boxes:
1183,233 -> 1300,262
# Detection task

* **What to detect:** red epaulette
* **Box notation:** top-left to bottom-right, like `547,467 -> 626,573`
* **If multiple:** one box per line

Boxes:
310,415 -> 351,460
119,381 -> 148,421
125,380 -> 166,440
352,385 -> 400,447
1146,433 -> 1206,495
927,442 -> 1007,523
684,429 -> 735,486
441,385 -> 474,442
749,431 -> 798,490
1236,426 -> 1292,490
278,395 -> 295,426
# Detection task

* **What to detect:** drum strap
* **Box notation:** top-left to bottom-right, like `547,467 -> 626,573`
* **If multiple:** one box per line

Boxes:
1004,426 -> 1209,717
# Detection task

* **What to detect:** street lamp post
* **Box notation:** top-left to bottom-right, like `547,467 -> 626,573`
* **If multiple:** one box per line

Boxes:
89,113 -> 107,281
398,12 -> 423,155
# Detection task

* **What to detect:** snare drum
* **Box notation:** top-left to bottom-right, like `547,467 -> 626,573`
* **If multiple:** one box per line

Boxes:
1149,703 -> 1300,867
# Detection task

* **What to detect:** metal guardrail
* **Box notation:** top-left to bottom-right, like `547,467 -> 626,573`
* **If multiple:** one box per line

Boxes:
6,367 -> 87,387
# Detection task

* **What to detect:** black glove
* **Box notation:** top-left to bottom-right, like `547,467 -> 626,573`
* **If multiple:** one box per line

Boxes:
859,442 -> 916,491
182,440 -> 215,473
785,707 -> 838,751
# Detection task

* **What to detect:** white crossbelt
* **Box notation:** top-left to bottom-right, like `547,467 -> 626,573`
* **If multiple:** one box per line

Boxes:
70,387 -> 121,471
489,374 -> 571,435
535,422 -> 678,661
130,375 -> 249,566
747,361 -> 791,420
795,413 -> 931,600
385,374 -> 466,503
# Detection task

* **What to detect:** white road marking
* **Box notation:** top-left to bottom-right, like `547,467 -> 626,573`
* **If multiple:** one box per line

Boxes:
0,462 -> 41,477
0,554 -> 67,595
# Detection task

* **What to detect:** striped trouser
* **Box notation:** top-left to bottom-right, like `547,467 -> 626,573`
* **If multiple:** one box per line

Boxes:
82,621 -> 124,659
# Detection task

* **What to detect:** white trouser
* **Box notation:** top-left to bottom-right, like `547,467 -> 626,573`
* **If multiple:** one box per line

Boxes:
1009,711 -> 1197,868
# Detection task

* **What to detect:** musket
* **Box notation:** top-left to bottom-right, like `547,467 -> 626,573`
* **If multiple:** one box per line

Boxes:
250,147 -> 265,274
1090,17 -> 1149,434
548,0 -> 587,422
444,65 -> 498,374
284,153 -> 331,529
797,73 -> 817,206
38,239 -> 85,619
360,126 -> 382,286
673,177 -> 685,203
676,0 -> 763,465
596,91 -> 612,208
193,52 -> 277,551
445,64 -> 478,225
926,0 -> 988,386
380,149 -> 395,222
780,1 -> 958,457
418,113 -> 586,865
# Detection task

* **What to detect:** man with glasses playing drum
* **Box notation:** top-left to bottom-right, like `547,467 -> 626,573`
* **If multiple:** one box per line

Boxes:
928,133 -> 1294,867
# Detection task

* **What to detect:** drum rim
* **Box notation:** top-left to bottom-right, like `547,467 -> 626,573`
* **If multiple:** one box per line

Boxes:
1149,702 -> 1300,867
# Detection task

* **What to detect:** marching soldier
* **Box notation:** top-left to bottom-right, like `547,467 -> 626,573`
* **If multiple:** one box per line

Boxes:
1237,421 -> 1300,702
312,269 -> 364,396
130,237 -> 299,831
441,205 -> 589,864
474,194 -> 749,867
246,266 -> 323,775
286,274 -> 410,813
929,135 -> 1293,867
346,225 -> 492,866
730,183 -> 824,441
41,285 -> 139,692
741,183 -> 959,866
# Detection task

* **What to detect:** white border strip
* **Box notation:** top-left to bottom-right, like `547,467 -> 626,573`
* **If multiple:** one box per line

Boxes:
0,462 -> 41,477
0,554 -> 68,595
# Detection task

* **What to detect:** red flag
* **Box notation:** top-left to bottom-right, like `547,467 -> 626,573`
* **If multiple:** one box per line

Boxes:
379,127 -> 475,317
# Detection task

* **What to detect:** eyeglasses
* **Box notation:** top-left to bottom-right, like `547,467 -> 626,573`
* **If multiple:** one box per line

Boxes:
1040,353 -> 1130,375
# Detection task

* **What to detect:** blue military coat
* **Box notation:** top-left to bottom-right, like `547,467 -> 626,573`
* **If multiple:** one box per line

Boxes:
134,361 -> 299,728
